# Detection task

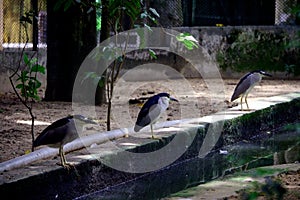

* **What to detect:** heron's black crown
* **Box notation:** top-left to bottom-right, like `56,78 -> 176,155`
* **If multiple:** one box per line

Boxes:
157,92 -> 171,98
250,70 -> 272,77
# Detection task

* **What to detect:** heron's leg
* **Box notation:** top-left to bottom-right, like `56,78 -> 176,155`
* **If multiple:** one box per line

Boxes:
245,93 -> 250,110
150,124 -> 154,139
59,146 -> 73,169
240,95 -> 243,111
59,146 -> 66,166
150,124 -> 160,139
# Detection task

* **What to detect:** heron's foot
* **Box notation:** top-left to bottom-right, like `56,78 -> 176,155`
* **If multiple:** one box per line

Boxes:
225,100 -> 238,108
57,162 -> 75,170
63,163 -> 75,170
150,135 -> 161,140
239,108 -> 253,111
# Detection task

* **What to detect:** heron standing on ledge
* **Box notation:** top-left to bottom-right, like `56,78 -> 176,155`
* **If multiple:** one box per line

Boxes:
231,70 -> 272,111
134,92 -> 178,139
33,115 -> 97,168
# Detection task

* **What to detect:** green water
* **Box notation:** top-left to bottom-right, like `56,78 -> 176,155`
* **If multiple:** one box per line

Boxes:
76,123 -> 300,200
224,122 -> 300,172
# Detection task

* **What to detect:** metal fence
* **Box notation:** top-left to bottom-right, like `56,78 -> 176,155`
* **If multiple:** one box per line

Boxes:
150,0 -> 184,27
182,0 -> 299,26
275,0 -> 299,25
1,0 -> 299,49
2,0 -> 47,48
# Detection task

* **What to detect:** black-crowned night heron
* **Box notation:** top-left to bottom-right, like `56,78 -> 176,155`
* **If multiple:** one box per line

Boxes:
33,115 -> 97,168
134,92 -> 178,139
231,70 -> 272,110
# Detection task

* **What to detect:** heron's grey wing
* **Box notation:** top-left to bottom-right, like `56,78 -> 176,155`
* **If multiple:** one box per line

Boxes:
147,104 -> 163,123
134,95 -> 160,132
134,104 -> 161,132
33,117 -> 72,146
231,75 -> 252,101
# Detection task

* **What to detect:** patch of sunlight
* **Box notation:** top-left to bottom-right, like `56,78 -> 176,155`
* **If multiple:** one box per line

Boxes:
160,127 -> 182,132
16,120 -> 51,126
229,176 -> 254,182
119,142 -> 139,147
200,180 -> 243,188
75,154 -> 95,160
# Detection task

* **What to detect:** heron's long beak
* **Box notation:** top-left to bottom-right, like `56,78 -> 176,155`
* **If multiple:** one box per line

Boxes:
263,72 -> 272,77
81,117 -> 98,125
170,97 -> 179,102
86,119 -> 98,125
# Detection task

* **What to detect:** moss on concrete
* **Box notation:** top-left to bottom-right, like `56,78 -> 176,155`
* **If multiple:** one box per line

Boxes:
222,98 -> 300,144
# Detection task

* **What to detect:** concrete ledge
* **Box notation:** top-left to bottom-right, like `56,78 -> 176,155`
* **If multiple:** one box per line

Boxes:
0,92 -> 299,199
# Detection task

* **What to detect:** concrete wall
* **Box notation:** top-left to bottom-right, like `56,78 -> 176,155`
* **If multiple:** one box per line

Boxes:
0,49 -> 47,95
123,25 -> 300,78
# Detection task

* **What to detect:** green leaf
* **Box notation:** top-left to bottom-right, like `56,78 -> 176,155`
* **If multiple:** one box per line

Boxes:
20,88 -> 26,98
17,71 -> 29,82
147,14 -> 157,24
144,23 -> 152,32
54,0 -> 64,11
117,56 -> 123,62
176,33 -> 199,50
141,12 -> 148,19
33,95 -> 40,101
149,8 -> 160,18
124,0 -> 141,21
31,65 -> 46,74
16,84 -> 24,89
23,54 -> 30,65
31,79 -> 42,89
98,78 -> 105,88
30,57 -> 38,64
176,33 -> 198,42
54,0 -> 73,12
148,49 -> 157,59
184,35 -> 198,43
16,76 -> 23,82
64,0 -> 73,11
182,40 -> 197,50
81,71 -> 106,88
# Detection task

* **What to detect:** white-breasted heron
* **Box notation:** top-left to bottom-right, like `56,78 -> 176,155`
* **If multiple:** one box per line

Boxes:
33,115 -> 97,168
134,92 -> 178,139
231,70 -> 272,110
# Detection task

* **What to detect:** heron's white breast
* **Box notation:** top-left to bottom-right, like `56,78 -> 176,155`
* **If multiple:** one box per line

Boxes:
158,96 -> 170,111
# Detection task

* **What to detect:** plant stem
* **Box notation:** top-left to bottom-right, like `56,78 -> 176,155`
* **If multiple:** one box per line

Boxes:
8,28 -> 38,152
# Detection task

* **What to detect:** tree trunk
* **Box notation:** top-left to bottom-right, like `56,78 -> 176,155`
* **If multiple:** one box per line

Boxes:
45,0 -> 97,101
